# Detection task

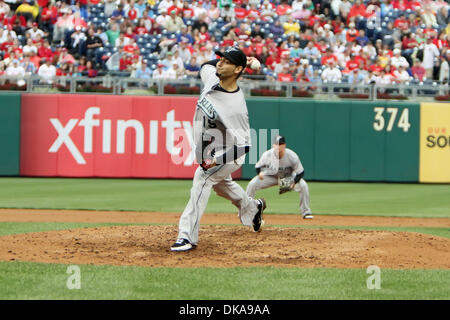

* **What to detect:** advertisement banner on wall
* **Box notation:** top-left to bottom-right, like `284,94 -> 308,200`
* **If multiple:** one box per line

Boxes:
419,103 -> 450,183
20,94 -> 203,178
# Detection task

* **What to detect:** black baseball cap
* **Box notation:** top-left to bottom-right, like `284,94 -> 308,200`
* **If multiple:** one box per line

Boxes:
215,47 -> 247,69
273,135 -> 286,145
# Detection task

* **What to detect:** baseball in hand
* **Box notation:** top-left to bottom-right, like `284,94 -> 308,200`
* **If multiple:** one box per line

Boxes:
250,59 -> 261,70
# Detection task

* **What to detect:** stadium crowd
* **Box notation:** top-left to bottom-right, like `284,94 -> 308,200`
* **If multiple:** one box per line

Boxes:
0,0 -> 449,86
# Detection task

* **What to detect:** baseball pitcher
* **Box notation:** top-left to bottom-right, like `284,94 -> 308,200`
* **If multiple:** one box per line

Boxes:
171,47 -> 266,252
246,135 -> 314,219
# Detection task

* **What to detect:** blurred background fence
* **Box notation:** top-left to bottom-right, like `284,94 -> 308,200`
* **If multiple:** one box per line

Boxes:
0,75 -> 449,101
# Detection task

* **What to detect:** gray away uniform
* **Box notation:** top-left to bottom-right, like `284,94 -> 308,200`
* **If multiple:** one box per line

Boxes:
177,62 -> 261,245
246,148 -> 312,215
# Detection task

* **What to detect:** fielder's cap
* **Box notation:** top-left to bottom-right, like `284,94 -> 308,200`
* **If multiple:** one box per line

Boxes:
273,135 -> 286,145
215,46 -> 247,69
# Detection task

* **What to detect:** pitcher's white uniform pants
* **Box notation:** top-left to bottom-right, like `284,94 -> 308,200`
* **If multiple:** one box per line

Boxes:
177,161 -> 260,245
246,175 -> 311,215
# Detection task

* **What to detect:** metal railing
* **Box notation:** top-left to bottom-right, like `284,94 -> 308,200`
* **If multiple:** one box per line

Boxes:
0,75 -> 448,101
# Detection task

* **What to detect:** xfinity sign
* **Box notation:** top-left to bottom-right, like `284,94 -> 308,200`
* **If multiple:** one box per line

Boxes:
48,107 -> 194,165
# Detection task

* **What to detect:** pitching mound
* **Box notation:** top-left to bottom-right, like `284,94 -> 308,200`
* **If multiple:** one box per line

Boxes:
1,225 -> 449,269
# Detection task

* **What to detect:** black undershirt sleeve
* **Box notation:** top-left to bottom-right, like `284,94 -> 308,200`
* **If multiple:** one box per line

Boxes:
216,146 -> 250,165
294,171 -> 305,184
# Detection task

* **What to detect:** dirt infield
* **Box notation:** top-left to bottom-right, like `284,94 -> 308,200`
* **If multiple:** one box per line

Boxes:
0,209 -> 449,269
0,209 -> 449,227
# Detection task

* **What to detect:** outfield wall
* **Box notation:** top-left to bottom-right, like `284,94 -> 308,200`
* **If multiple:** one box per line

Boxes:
0,93 -> 448,182
0,93 -> 21,176
243,99 -> 421,182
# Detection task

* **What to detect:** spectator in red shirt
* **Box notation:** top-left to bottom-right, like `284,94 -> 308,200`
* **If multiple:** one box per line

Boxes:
315,38 -> 328,54
134,18 -> 148,35
37,38 -> 53,60
355,52 -> 368,69
345,53 -> 360,73
277,65 -> 294,82
409,0 -> 421,11
246,4 -> 260,21
296,68 -> 310,82
321,48 -> 338,66
402,32 -> 418,65
29,50 -> 41,69
119,51 -> 133,71
308,11 -> 321,28
277,41 -> 291,59
384,64 -> 397,79
11,40 -> 23,56
234,4 -> 248,20
410,58 -> 426,82
394,13 -> 410,31
264,50 -> 279,70
37,0 -> 49,8
423,27 -> 436,39
124,26 -> 136,40
369,58 -> 385,75
85,60 -> 98,77
249,36 -> 265,56
392,0 -> 411,11
77,56 -> 87,73
72,11 -> 88,30
0,33 -> 14,52
40,3 -> 58,32
199,25 -> 210,42
127,1 -> 139,20
331,16 -> 343,34
167,0 -> 182,17
276,0 -> 292,22
123,37 -> 139,55
348,0 -> 367,23
402,32 -> 418,51
58,48 -> 76,65
434,30 -> 449,51
56,62 -> 71,77
346,22 -> 359,43
381,43 -> 393,58
182,1 -> 195,20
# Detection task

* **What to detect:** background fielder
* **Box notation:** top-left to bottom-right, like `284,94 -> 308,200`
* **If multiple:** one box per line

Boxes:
246,136 -> 313,219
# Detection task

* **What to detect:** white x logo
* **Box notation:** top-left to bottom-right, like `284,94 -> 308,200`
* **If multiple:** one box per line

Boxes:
48,118 -> 86,165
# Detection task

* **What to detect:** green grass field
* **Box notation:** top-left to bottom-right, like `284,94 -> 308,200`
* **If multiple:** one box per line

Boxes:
1,178 -> 449,217
0,178 -> 449,300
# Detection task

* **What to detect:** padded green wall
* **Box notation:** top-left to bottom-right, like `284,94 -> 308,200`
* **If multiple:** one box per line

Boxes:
0,93 -> 21,175
243,99 -> 420,182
